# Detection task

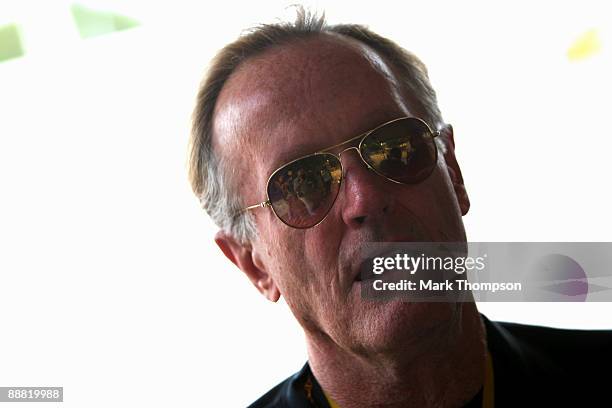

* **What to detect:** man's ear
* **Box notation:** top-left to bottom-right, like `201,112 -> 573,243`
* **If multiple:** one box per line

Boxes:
214,230 -> 280,302
440,124 -> 470,216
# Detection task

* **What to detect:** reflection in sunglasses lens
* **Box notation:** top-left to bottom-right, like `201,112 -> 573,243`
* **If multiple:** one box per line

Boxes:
267,154 -> 342,228
361,118 -> 437,184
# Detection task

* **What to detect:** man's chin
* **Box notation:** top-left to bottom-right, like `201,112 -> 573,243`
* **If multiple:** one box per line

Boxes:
348,288 -> 462,353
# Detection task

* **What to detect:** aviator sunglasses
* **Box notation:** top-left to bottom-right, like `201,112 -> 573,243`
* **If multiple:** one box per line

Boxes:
241,117 -> 441,228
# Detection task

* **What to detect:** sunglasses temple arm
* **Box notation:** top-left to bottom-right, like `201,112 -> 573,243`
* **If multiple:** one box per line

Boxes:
239,200 -> 272,214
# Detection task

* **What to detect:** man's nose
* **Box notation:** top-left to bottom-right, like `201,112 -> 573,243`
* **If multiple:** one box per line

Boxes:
338,149 -> 395,228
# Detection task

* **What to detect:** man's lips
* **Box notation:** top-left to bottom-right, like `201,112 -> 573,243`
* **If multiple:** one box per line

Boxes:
354,257 -> 379,282
352,242 -> 419,283
350,233 -> 438,283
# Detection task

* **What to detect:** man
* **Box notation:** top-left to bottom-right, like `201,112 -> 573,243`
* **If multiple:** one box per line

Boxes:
189,10 -> 610,408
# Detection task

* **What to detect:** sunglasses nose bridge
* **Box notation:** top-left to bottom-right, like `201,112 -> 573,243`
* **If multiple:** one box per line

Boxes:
337,146 -> 359,158
337,145 -> 375,173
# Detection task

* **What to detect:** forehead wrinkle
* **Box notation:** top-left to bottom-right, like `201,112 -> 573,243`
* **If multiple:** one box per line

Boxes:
215,34 -> 403,142
213,46 -> 308,153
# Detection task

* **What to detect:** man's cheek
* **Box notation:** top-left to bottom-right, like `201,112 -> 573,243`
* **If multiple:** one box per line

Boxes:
273,249 -> 310,290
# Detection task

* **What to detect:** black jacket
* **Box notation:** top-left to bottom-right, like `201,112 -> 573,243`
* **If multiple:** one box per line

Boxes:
248,315 -> 612,407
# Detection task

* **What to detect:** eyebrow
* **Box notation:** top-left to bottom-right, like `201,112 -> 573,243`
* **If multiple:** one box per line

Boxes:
266,141 -> 319,177
283,141 -> 320,159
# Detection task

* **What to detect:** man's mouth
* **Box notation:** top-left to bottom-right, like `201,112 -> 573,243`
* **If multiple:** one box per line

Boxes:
351,238 -> 437,285
352,244 -> 408,283
354,257 -> 379,282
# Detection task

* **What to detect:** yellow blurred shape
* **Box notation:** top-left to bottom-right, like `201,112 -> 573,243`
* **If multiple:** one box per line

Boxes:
567,29 -> 602,61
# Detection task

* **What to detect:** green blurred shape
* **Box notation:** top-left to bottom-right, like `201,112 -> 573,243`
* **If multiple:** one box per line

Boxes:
71,3 -> 139,39
0,23 -> 24,62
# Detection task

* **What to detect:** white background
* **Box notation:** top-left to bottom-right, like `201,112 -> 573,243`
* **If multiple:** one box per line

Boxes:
0,1 -> 610,407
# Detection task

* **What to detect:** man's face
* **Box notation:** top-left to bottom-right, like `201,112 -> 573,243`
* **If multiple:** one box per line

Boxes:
214,36 -> 469,355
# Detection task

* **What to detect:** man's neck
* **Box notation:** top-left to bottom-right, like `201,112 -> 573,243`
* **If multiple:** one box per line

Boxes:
306,304 -> 487,408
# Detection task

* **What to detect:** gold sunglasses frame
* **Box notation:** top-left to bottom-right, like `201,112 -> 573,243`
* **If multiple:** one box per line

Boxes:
240,116 -> 441,228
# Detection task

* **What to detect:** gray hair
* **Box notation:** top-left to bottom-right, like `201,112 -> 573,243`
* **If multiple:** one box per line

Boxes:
188,9 -> 444,244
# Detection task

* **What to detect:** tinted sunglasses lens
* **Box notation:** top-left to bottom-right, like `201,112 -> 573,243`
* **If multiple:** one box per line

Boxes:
267,154 -> 342,228
361,118 -> 437,184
